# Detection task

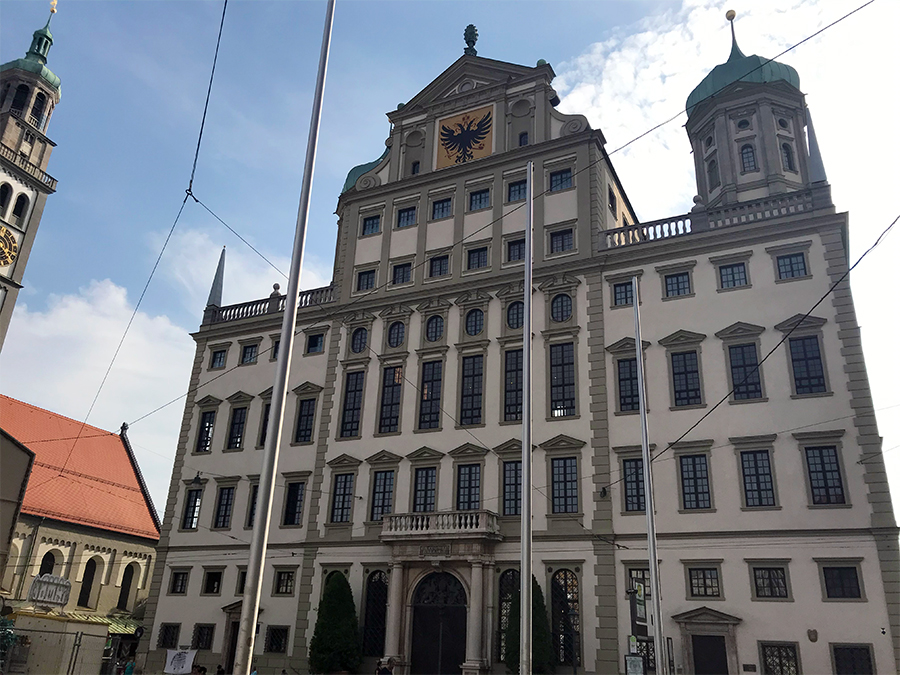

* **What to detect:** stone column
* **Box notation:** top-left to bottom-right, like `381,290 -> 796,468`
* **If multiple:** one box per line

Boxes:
463,560 -> 484,674
384,561 -> 404,660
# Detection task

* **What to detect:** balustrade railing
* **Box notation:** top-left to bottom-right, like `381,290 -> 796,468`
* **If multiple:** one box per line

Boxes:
0,143 -> 57,190
603,215 -> 692,249
707,190 -> 814,229
381,510 -> 500,539
209,284 -> 334,324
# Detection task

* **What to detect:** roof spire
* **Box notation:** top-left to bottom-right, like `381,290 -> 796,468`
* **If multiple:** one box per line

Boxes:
806,108 -> 828,183
25,2 -> 57,66
464,24 -> 478,56
206,246 -> 226,308
725,10 -> 745,62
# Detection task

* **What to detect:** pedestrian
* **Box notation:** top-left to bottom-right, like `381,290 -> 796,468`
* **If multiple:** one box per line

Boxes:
216,667 -> 225,675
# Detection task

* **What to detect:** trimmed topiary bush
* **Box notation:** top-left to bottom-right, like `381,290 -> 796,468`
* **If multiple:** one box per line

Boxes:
309,572 -> 363,674
504,576 -> 555,674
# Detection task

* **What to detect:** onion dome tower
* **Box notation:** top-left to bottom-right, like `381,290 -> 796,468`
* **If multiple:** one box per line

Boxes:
685,11 -> 828,208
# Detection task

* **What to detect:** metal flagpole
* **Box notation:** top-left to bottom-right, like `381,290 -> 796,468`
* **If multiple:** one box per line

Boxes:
632,276 -> 667,675
232,1 -> 336,673
519,160 -> 534,675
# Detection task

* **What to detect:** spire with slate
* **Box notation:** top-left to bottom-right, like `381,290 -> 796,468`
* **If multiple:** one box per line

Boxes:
206,247 -> 226,308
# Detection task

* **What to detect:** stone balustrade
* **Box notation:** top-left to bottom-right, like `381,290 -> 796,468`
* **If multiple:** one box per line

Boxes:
380,510 -> 501,541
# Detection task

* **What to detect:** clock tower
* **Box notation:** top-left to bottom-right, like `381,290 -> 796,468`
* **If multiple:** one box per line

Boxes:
0,6 -> 61,350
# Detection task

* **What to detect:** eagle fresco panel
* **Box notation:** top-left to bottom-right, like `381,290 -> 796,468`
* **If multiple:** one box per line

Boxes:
436,105 -> 494,169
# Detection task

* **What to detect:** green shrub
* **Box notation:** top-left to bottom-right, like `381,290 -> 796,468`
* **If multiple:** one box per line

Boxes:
308,573 -> 362,673
504,576 -> 555,674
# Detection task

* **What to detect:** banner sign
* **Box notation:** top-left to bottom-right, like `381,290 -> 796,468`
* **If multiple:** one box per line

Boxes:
164,649 -> 197,675
629,580 -> 648,637
27,574 -> 71,606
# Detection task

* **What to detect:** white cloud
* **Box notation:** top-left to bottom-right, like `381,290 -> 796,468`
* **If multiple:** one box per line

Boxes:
0,280 -> 195,511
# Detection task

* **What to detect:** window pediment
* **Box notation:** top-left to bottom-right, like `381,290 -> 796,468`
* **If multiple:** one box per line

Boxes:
539,434 -> 586,452
605,337 -> 651,355
195,395 -> 223,408
658,329 -> 707,348
292,382 -> 324,396
774,314 -> 827,333
538,273 -> 581,293
379,304 -> 414,319
714,322 -> 765,340
342,311 -> 376,328
258,387 -> 273,400
448,443 -> 488,459
496,281 -> 526,300
455,289 -> 492,307
365,450 -> 403,466
406,446 -> 445,463
327,453 -> 362,469
417,297 -> 453,313
226,391 -> 254,405
671,606 -> 742,625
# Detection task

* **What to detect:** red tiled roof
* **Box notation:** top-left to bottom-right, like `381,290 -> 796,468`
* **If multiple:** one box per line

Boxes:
0,395 -> 159,541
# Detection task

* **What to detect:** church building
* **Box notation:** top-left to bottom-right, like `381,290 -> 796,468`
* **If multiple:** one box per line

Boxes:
140,21 -> 898,675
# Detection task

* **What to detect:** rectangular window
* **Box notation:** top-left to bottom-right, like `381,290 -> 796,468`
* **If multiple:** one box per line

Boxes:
549,169 -> 573,192
158,624 -> 180,649
258,403 -> 271,447
227,407 -> 247,449
195,410 -> 216,453
210,349 -> 226,369
265,626 -> 289,654
719,262 -> 748,288
192,624 -> 215,650
551,457 -> 578,513
549,343 -> 576,417
294,398 -> 316,443
507,238 -> 525,262
340,372 -> 365,438
760,644 -> 799,675
330,474 -> 354,523
357,269 -> 376,291
665,272 -> 691,297
241,344 -> 258,364
504,349 -> 523,422
832,645 -> 874,674
613,281 -> 633,307
419,360 -> 443,429
397,206 -> 416,228
306,333 -> 324,353
679,455 -> 711,509
789,336 -> 827,394
182,489 -> 202,529
777,253 -> 807,279
753,567 -> 789,599
729,344 -> 763,400
378,366 -> 403,434
429,255 -> 449,277
469,189 -> 490,211
671,350 -> 702,406
823,566 -> 861,599
467,247 -> 488,270
549,228 -> 574,254
272,340 -> 280,360
460,355 -> 484,425
370,470 -> 394,521
432,197 -> 452,220
741,450 -> 776,507
688,568 -> 721,597
456,464 -> 481,510
806,446 -> 845,504
202,570 -> 222,595
503,460 -> 522,516
169,570 -> 189,595
362,214 -> 381,236
246,484 -> 259,528
274,570 -> 295,595
214,486 -> 235,528
608,186 -> 618,217
392,263 -> 412,285
283,482 -> 305,526
236,569 -> 246,595
623,458 -> 645,512
413,467 -> 436,513
618,358 -> 639,412
508,180 -> 527,202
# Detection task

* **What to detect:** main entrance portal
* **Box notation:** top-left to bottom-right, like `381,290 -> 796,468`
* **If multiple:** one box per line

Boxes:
409,572 -> 467,675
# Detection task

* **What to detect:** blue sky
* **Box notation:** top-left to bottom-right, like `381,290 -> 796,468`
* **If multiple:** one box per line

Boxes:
2,0 -> 898,513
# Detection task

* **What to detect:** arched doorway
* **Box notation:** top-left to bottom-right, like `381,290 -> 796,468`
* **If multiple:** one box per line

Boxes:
39,551 -> 56,576
117,562 -> 138,610
409,572 -> 467,675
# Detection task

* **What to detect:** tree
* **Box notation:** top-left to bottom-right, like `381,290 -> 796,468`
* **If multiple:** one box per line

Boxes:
504,576 -> 555,674
309,573 -> 363,674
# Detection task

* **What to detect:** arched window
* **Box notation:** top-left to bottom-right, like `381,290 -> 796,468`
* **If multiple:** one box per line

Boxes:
117,563 -> 138,610
0,184 -> 11,216
550,294 -> 572,322
707,160 -> 720,189
362,570 -> 389,656
497,569 -> 520,661
39,551 -> 56,576
519,131 -> 529,147
465,309 -> 484,336
12,195 -> 29,224
387,321 -> 405,348
425,315 -> 444,342
506,301 -> 524,329
740,144 -> 758,172
30,92 -> 47,127
550,569 -> 580,666
350,327 -> 368,354
78,558 -> 97,607
781,143 -> 795,172
11,84 -> 29,114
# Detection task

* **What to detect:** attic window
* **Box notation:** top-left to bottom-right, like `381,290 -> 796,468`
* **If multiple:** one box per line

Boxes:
705,135 -> 714,149
778,118 -> 789,129
737,119 -> 750,130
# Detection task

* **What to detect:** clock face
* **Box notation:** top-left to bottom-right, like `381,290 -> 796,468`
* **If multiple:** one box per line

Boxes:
0,227 -> 18,267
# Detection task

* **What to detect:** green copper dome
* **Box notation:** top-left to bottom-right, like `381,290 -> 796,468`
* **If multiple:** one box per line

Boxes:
0,13 -> 61,92
686,34 -> 798,119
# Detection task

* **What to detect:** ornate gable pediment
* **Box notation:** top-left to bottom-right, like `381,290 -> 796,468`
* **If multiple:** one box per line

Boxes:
671,606 -> 742,625
292,381 -> 324,396
658,329 -> 707,348
605,337 -> 651,355
538,273 -> 581,293
417,297 -> 453,313
714,322 -> 765,340
774,314 -> 827,333
226,391 -> 254,404
379,304 -> 414,319
195,395 -> 223,408
539,434 -> 586,452
494,439 -> 522,456
448,442 -> 489,459
496,281 -> 526,300
365,450 -> 403,466
327,453 -> 362,468
258,386 -> 273,400
406,446 -> 445,463
455,289 -> 493,307
342,311 -> 376,327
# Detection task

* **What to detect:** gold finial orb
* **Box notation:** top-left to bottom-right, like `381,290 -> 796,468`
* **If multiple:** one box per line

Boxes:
726,9 -> 736,22
50,0 -> 58,13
